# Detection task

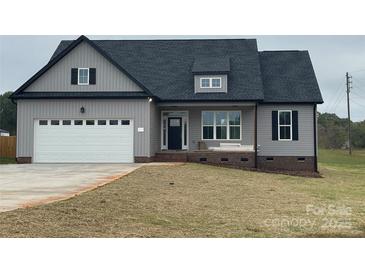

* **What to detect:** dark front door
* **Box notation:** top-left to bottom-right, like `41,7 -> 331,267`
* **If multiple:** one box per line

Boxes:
168,117 -> 182,150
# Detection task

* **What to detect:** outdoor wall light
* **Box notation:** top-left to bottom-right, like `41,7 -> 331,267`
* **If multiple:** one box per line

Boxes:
148,97 -> 153,103
80,106 -> 85,113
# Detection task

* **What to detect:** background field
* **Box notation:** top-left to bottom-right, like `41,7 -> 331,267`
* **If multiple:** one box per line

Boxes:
0,149 -> 364,237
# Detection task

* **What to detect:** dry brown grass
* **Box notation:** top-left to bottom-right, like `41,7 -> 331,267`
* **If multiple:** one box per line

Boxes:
1,156 -> 364,237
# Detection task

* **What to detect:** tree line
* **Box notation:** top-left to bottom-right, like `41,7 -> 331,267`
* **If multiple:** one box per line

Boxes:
0,91 -> 16,135
318,112 -> 365,149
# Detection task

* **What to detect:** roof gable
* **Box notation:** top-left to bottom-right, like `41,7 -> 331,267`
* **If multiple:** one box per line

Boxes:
11,36 -> 151,98
24,41 -> 143,92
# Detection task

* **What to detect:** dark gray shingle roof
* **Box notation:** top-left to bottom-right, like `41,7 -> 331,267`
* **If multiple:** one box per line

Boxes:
51,38 -> 265,101
191,56 -> 230,73
259,51 -> 323,103
13,36 -> 323,103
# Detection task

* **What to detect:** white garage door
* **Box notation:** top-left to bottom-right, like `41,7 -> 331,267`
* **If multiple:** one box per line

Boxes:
34,119 -> 134,163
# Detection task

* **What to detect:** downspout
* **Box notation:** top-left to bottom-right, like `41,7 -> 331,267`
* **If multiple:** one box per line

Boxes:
254,102 -> 258,169
313,104 -> 318,172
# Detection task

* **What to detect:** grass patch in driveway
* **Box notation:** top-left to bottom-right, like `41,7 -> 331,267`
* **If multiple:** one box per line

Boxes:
0,149 -> 364,237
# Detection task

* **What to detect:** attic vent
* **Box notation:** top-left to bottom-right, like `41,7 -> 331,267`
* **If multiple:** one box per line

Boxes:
266,157 -> 274,161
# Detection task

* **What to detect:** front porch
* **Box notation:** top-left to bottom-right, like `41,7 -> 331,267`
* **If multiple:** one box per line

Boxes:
154,102 -> 258,168
158,102 -> 257,152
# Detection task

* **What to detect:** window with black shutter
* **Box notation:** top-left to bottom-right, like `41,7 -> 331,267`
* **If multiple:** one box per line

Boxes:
89,68 -> 96,85
71,68 -> 78,85
273,110 -> 299,141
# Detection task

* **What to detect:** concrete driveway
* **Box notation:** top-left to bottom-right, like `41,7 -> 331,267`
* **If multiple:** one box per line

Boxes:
0,163 -> 143,212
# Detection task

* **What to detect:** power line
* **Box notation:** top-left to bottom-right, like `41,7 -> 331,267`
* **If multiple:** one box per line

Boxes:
325,81 -> 345,113
350,98 -> 365,108
332,92 -> 346,113
351,90 -> 365,100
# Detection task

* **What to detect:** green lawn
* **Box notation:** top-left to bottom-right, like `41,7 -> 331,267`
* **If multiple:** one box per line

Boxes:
0,149 -> 364,237
0,157 -> 16,164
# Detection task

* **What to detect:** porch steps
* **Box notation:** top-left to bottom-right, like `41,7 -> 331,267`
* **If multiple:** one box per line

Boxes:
154,152 -> 188,162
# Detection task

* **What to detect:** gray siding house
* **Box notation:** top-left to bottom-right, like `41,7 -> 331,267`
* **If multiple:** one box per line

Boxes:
10,35 -> 323,172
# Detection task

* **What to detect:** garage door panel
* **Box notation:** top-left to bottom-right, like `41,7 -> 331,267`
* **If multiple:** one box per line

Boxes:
34,119 -> 134,163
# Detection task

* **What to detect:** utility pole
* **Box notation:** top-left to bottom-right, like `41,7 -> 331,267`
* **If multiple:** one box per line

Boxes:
346,72 -> 352,155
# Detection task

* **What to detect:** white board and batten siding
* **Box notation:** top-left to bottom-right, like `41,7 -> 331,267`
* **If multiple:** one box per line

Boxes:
33,119 -> 134,163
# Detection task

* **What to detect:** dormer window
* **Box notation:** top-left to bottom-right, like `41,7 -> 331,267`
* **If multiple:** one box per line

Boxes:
78,68 -> 89,85
200,77 -> 222,89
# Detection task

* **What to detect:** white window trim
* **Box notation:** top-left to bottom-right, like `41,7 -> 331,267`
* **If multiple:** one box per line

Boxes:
160,111 -> 189,150
278,110 -> 293,141
200,77 -> 222,89
78,68 -> 89,85
201,111 -> 242,141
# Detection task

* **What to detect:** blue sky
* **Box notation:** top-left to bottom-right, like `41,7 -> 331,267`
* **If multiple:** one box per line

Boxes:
1,35 -> 365,121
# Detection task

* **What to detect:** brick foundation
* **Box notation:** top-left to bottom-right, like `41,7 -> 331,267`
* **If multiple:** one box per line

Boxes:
154,153 -> 188,162
257,156 -> 315,172
134,156 -> 153,163
16,157 -> 32,164
187,151 -> 255,168
153,152 -> 316,173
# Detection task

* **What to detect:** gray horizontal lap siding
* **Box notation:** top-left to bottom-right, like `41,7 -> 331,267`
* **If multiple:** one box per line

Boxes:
257,104 -> 314,156
158,106 -> 255,151
16,99 -> 151,158
24,42 -> 143,92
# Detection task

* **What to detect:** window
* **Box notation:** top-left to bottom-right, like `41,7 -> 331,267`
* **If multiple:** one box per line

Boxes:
202,111 -> 241,140
215,111 -> 227,139
121,120 -> 130,125
62,120 -> 71,125
78,68 -> 89,85
98,120 -> 106,125
51,120 -> 60,125
39,120 -> 48,125
212,78 -> 221,88
202,111 -> 214,139
229,111 -> 241,140
109,120 -> 118,125
278,110 -> 292,140
200,77 -> 222,89
74,120 -> 83,125
86,120 -> 95,125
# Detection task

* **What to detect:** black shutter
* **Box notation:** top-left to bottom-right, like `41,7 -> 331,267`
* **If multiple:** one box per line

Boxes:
292,110 -> 299,141
71,68 -> 78,85
89,68 -> 96,85
272,111 -> 278,141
